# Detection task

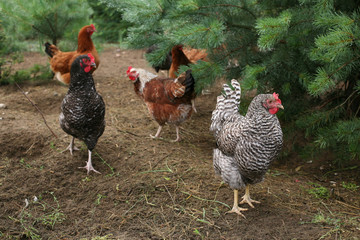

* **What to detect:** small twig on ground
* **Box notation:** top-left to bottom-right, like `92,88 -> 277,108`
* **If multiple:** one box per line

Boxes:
117,128 -> 140,137
336,200 -> 360,211
164,185 -> 176,206
181,191 -> 230,209
321,201 -> 334,216
323,166 -> 358,177
24,141 -> 36,154
213,182 -> 223,203
339,211 -> 360,216
151,153 -> 171,170
123,197 -> 144,216
15,82 -> 58,138
143,194 -> 156,206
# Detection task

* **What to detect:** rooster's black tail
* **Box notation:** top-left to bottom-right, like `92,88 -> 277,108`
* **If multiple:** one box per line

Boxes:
44,42 -> 55,58
183,69 -> 195,96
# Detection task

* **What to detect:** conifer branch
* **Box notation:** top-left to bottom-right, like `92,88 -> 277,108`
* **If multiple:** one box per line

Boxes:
335,90 -> 357,110
355,100 -> 360,116
227,23 -> 254,30
31,25 -> 50,38
198,4 -> 256,19
44,16 -> 57,37
328,55 -> 360,79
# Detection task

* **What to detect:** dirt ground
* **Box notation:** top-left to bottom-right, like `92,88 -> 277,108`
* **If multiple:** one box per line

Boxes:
0,48 -> 360,240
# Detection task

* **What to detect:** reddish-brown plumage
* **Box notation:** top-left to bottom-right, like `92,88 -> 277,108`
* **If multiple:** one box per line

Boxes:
128,67 -> 195,141
142,78 -> 191,106
182,47 -> 209,63
143,77 -> 193,126
169,45 -> 203,112
169,45 -> 191,78
45,24 -> 100,85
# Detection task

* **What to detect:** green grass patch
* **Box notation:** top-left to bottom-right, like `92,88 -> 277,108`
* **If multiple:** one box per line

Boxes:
306,182 -> 330,199
8,191 -> 66,240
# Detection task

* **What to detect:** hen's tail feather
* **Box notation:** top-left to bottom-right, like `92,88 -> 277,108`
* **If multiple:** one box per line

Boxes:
210,79 -> 241,135
44,42 -> 57,58
183,69 -> 195,96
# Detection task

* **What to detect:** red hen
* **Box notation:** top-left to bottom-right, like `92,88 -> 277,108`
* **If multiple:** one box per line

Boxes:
127,66 -> 195,142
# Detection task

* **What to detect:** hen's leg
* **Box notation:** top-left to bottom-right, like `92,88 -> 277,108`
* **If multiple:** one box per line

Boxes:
226,189 -> 247,218
171,126 -> 181,142
150,125 -> 163,139
79,150 -> 101,174
61,137 -> 80,155
240,185 -> 260,208
191,99 -> 197,113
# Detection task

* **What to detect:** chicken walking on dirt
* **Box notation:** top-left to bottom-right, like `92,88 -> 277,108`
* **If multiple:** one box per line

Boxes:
60,54 -> 105,174
44,24 -> 100,85
210,80 -> 284,217
127,66 -> 195,142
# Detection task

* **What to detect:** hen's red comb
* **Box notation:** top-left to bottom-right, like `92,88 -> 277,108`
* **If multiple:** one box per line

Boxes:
90,24 -> 96,31
87,53 -> 95,63
273,92 -> 281,104
127,66 -> 132,75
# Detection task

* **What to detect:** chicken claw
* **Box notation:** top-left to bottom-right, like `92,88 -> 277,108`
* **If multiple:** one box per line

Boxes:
78,150 -> 101,174
240,185 -> 260,208
226,206 -> 248,218
61,137 -> 80,155
226,189 -> 247,218
78,163 -> 101,175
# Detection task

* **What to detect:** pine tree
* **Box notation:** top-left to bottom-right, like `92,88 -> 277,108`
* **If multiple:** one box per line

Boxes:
0,0 -> 92,46
87,0 -> 131,42
105,0 -> 360,165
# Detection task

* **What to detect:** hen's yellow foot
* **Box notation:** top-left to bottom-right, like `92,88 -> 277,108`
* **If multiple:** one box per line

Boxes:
226,205 -> 248,218
240,195 -> 260,208
240,185 -> 260,208
225,189 -> 248,218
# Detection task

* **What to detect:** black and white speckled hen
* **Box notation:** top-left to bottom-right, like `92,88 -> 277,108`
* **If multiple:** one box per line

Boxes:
60,53 -> 105,174
210,80 -> 283,217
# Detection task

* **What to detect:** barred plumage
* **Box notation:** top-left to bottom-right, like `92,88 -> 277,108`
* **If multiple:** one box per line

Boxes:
210,79 -> 283,216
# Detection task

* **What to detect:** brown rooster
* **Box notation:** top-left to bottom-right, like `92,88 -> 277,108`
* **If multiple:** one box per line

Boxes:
127,66 -> 195,142
44,24 -> 100,85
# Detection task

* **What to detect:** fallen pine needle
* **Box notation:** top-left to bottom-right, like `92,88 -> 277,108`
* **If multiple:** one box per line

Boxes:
336,200 -> 360,211
124,197 -> 144,216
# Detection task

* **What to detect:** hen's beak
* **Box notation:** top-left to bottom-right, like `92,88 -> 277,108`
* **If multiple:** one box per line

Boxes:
278,104 -> 284,109
91,62 -> 97,69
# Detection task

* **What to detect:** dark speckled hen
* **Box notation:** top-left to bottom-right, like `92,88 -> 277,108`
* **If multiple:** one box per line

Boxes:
210,80 -> 283,217
60,53 -> 105,174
